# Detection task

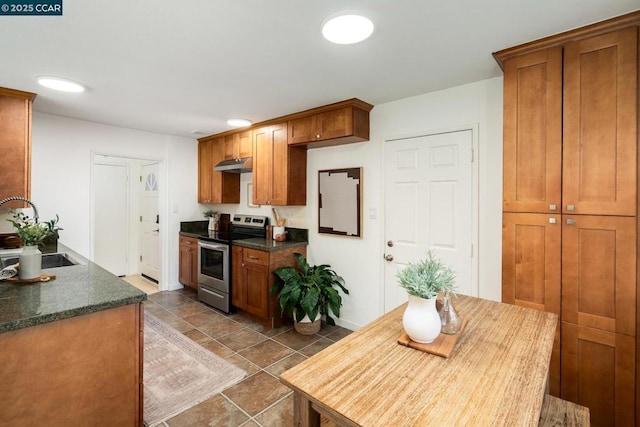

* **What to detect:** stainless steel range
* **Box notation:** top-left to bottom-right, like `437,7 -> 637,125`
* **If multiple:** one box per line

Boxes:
197,214 -> 268,313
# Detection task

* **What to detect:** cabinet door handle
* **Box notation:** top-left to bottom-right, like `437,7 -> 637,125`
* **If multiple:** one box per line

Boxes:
567,204 -> 575,211
566,218 -> 575,225
548,218 -> 557,224
549,204 -> 557,211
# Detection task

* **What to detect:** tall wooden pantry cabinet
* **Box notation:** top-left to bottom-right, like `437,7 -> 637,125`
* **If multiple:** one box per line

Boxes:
495,11 -> 639,427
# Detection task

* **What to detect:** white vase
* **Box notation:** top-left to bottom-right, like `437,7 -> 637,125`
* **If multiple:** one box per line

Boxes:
19,245 -> 42,280
402,295 -> 441,343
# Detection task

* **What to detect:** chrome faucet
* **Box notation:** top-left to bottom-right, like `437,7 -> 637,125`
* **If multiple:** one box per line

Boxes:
0,196 -> 39,220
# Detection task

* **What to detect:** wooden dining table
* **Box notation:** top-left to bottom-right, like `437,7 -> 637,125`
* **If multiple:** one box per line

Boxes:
279,295 -> 558,426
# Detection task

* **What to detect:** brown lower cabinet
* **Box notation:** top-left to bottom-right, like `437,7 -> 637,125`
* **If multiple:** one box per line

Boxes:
179,235 -> 198,290
561,323 -> 635,427
503,212 -> 637,415
232,244 -> 307,327
0,304 -> 143,425
502,212 -> 561,395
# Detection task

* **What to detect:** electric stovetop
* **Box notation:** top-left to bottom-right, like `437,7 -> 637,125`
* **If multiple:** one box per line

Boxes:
197,214 -> 268,243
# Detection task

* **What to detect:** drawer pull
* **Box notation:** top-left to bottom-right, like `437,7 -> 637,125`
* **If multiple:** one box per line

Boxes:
248,255 -> 259,260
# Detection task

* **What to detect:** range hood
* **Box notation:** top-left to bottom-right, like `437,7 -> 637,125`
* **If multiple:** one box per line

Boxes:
213,157 -> 253,173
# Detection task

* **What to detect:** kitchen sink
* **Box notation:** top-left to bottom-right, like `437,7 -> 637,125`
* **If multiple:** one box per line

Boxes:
1,252 -> 79,269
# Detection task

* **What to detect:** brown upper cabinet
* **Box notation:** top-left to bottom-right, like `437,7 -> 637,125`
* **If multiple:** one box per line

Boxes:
562,28 -> 637,216
0,87 -> 36,208
197,98 -> 372,205
501,48 -> 562,214
287,101 -> 372,148
224,130 -> 252,160
252,123 -> 306,206
198,137 -> 240,204
497,19 -> 638,217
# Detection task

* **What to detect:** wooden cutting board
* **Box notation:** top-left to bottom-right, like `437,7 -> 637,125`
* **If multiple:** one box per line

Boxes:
2,274 -> 56,284
398,316 -> 468,358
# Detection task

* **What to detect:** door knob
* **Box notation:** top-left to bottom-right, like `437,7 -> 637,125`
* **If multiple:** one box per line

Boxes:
387,240 -> 394,247
384,254 -> 394,261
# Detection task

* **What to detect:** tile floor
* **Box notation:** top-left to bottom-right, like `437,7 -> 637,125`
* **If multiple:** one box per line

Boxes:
144,287 -> 352,426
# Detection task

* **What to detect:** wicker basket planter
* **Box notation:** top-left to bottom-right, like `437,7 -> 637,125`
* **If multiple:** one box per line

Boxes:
294,318 -> 321,335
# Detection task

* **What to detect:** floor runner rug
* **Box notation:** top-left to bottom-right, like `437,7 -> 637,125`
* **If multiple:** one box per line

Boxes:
143,312 -> 246,426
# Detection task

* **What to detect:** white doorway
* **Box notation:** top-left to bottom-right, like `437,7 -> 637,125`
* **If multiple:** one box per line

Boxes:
140,162 -> 160,282
93,162 -> 129,276
383,127 -> 478,313
91,154 -> 164,289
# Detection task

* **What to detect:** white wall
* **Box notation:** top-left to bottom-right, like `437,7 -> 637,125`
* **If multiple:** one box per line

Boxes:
30,112 -> 201,290
209,77 -> 504,330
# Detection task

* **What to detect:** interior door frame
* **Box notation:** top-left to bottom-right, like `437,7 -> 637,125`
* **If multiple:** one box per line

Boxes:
90,152 -> 169,291
379,123 -> 480,314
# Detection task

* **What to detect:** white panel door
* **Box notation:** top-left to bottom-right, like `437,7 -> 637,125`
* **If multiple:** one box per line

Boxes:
384,129 -> 474,312
140,163 -> 160,282
94,163 -> 128,276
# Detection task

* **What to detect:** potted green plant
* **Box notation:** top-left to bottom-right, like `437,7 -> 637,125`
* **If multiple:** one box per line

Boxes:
397,251 -> 456,343
272,253 -> 349,335
39,214 -> 63,254
7,211 -> 62,279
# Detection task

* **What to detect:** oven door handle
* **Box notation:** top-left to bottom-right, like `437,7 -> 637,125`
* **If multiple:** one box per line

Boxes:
198,241 -> 228,251
200,287 -> 225,299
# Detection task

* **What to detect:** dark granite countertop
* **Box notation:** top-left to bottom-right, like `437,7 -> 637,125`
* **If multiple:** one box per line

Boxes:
0,244 -> 146,333
231,237 -> 308,252
179,231 -> 202,239
180,231 -> 307,251
180,221 -> 308,252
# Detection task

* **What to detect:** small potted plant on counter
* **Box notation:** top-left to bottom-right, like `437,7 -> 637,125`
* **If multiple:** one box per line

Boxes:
39,214 -> 63,254
7,211 -> 62,280
271,253 -> 349,335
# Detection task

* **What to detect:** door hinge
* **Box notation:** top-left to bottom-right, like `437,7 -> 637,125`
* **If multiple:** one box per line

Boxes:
470,243 -> 474,257
140,255 -> 142,262
470,148 -> 474,163
140,216 -> 142,222
140,175 -> 142,182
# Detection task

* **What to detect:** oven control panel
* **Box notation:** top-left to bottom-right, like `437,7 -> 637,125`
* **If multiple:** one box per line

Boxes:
231,214 -> 268,228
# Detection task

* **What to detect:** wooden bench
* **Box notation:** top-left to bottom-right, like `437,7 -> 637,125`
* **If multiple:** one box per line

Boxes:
539,394 -> 590,426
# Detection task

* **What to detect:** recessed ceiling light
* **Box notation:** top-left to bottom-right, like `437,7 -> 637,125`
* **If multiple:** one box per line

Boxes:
227,118 -> 252,128
322,12 -> 374,44
37,76 -> 85,93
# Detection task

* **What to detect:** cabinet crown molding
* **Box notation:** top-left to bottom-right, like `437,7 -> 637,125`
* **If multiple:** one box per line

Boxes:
493,10 -> 640,69
197,98 -> 373,143
0,86 -> 37,101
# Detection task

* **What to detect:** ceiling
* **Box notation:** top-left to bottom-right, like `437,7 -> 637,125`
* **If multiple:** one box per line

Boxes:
1,1 -> 638,139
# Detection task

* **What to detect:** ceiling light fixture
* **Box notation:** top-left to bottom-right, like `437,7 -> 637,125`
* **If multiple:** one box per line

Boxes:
227,118 -> 252,128
37,76 -> 85,93
322,12 -> 374,44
